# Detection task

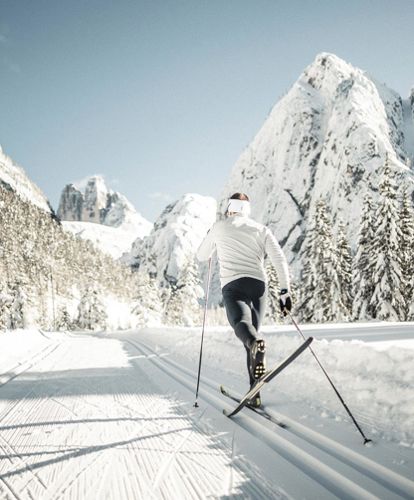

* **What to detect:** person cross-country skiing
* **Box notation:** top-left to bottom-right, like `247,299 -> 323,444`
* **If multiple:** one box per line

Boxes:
196,193 -> 292,408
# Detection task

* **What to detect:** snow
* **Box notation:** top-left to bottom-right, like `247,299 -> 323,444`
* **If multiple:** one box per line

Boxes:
62,220 -> 149,260
1,323 -> 413,499
126,193 -> 217,288
0,146 -> 51,213
220,53 -> 414,275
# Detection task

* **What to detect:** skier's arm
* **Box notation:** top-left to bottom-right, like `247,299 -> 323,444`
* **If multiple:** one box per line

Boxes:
265,229 -> 290,291
196,225 -> 216,261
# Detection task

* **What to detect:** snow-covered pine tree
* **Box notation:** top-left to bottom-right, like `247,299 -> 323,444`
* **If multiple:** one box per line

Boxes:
336,221 -> 353,317
398,188 -> 414,320
8,281 -> 27,329
300,200 -> 348,323
88,290 -> 107,331
164,259 -> 202,326
264,257 -> 281,324
353,194 -> 376,320
76,288 -> 107,330
56,305 -> 72,331
132,271 -> 162,327
370,160 -> 405,320
0,284 -> 12,330
299,206 -> 321,323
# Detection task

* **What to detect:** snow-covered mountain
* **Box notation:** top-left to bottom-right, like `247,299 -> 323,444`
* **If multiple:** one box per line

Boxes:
125,193 -> 216,291
58,176 -> 152,259
220,53 -> 414,273
0,145 -> 53,214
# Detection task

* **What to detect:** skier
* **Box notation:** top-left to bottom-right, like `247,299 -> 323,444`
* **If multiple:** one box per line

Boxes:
197,193 -> 292,407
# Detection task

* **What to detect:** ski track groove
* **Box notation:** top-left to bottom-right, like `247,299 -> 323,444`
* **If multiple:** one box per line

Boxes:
130,337 -> 414,500
125,339 -> 286,499
0,335 -> 118,500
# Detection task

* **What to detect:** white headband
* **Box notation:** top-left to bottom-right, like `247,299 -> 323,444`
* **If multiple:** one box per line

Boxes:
226,199 -> 251,216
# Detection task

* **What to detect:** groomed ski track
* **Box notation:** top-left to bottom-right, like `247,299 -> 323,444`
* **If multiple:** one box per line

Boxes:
0,328 -> 413,499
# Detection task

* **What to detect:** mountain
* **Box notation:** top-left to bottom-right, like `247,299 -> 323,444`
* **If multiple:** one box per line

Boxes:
0,153 -> 138,330
58,176 -> 152,259
220,53 -> 414,273
0,145 -> 53,214
125,193 -> 216,294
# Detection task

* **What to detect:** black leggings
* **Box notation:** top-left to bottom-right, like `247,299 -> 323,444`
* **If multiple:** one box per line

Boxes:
222,277 -> 266,385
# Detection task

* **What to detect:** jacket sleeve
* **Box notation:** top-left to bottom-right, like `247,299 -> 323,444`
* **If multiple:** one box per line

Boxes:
265,229 -> 290,291
196,224 -> 216,261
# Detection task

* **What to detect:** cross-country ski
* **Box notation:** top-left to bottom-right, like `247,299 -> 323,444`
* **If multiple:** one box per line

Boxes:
222,337 -> 313,418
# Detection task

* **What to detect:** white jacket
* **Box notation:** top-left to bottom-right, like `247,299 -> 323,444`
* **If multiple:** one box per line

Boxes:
196,214 -> 290,290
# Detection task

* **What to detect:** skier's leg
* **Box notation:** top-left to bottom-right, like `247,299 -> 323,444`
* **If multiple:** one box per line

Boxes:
251,282 -> 266,332
222,292 -> 257,347
250,281 -> 267,380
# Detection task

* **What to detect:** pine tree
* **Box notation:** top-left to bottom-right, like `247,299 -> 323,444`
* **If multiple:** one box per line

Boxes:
353,194 -> 376,320
300,200 -> 347,323
76,288 -> 107,330
164,260 -> 202,326
56,305 -> 72,331
8,281 -> 27,329
132,271 -> 163,327
0,284 -> 12,330
370,161 -> 405,320
399,189 -> 414,320
336,221 -> 353,317
264,257 -> 281,324
88,290 -> 108,331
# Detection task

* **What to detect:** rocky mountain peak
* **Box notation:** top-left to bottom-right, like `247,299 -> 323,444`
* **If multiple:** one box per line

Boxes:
220,53 -> 414,274
57,175 -> 150,231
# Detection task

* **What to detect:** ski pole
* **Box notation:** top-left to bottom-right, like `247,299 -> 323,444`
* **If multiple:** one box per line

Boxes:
288,312 -> 372,445
193,258 -> 212,408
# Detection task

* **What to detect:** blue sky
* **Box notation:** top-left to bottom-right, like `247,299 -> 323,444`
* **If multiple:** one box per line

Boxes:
1,0 -> 413,220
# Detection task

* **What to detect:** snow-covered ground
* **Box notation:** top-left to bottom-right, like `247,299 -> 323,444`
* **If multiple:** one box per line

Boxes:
0,323 -> 413,499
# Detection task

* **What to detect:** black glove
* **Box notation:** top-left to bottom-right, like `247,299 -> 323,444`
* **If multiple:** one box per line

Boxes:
279,289 -> 292,316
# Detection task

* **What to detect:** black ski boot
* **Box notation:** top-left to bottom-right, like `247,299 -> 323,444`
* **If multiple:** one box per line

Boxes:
250,338 -> 266,380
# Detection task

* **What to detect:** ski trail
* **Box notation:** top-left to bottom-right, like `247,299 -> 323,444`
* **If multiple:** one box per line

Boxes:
0,331 -> 287,499
130,336 -> 414,500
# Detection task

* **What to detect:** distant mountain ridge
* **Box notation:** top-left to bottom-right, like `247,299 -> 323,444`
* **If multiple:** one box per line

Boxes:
220,53 -> 414,272
58,176 -> 152,259
0,146 -> 53,214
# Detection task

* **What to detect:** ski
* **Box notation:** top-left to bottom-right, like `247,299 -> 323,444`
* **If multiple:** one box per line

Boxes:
220,385 -> 288,428
223,337 -> 313,418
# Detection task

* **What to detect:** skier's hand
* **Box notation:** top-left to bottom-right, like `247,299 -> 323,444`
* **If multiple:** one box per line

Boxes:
279,289 -> 292,316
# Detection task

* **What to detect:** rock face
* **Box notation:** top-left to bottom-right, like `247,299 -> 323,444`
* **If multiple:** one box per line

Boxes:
58,176 -> 152,259
220,53 -> 414,274
0,146 -> 52,214
58,176 -> 150,230
126,193 -> 217,292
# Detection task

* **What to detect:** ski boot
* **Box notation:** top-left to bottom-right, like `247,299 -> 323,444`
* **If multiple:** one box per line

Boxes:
250,338 -> 266,379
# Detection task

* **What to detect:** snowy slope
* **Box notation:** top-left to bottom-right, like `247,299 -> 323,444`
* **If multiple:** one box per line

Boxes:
0,145 -> 52,213
221,53 -> 414,270
58,176 -> 152,258
126,193 -> 217,289
62,220 -> 147,260
0,324 -> 413,499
